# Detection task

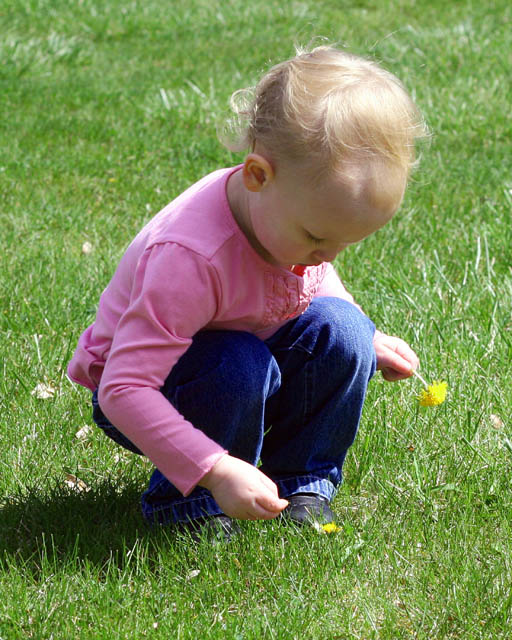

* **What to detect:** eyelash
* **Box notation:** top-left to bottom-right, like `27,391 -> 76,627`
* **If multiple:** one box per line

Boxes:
306,232 -> 323,245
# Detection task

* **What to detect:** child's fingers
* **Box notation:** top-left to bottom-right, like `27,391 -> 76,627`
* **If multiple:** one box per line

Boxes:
255,470 -> 289,516
393,340 -> 420,370
374,334 -> 419,376
380,352 -> 416,380
203,456 -> 289,520
376,342 -> 418,377
258,471 -> 280,497
382,366 -> 410,381
393,352 -> 416,374
254,493 -> 289,519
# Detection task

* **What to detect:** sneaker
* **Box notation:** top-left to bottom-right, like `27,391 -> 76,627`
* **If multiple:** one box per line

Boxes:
177,514 -> 238,543
282,493 -> 335,525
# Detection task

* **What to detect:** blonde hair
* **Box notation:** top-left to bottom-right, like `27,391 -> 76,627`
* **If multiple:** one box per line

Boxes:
221,45 -> 427,181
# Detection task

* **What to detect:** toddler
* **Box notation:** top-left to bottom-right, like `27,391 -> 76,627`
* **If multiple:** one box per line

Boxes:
68,45 -> 426,538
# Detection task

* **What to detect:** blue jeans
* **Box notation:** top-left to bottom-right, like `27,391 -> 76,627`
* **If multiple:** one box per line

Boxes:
91,297 -> 376,524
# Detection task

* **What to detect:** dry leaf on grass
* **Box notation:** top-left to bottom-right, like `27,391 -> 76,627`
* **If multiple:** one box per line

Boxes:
64,473 -> 90,493
31,383 -> 55,399
75,425 -> 93,440
490,414 -> 504,430
187,569 -> 200,579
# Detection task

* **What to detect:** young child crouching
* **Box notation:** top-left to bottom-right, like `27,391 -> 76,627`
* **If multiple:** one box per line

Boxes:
68,45 -> 426,539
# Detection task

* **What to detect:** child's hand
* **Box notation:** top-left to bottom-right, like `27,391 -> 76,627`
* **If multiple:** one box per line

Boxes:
373,331 -> 419,382
198,454 -> 289,520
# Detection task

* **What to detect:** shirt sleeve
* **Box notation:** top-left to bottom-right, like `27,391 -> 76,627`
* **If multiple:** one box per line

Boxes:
314,262 -> 363,313
97,243 -> 227,496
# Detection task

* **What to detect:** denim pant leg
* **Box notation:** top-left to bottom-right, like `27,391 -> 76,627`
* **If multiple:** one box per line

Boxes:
261,297 -> 377,502
141,330 -> 281,525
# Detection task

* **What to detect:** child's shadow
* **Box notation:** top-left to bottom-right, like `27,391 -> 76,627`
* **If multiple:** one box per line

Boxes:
0,481 -> 179,572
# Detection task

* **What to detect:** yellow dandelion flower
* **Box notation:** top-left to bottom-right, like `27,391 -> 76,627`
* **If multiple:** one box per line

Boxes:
322,522 -> 342,534
418,381 -> 448,407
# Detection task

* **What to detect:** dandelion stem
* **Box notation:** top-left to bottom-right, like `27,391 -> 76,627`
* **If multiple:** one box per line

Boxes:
412,369 -> 429,388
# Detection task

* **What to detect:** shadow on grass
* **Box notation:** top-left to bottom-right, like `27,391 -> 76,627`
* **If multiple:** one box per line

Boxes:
0,481 -> 182,571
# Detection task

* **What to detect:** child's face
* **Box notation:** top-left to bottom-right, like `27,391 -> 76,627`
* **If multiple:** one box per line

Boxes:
244,160 -> 404,268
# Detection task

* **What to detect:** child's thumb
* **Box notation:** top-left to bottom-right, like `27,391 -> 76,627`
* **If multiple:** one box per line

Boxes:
269,496 -> 289,513
257,493 -> 289,514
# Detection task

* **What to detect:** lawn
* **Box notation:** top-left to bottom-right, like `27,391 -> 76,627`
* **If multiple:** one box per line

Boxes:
1,0 -> 511,638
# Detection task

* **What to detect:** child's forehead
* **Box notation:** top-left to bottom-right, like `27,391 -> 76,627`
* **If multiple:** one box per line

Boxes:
330,159 -> 406,214
292,159 -> 404,207
285,161 -> 405,240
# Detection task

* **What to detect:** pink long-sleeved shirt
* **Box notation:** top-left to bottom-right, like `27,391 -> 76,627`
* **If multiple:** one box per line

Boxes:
68,166 -> 358,495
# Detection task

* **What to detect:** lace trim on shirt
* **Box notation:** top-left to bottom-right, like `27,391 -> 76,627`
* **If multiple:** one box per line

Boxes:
262,263 -> 328,326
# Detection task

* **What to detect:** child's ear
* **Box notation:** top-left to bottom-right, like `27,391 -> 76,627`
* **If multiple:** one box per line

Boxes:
242,153 -> 275,192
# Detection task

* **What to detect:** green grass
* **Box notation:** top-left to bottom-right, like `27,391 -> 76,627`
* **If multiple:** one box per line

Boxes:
1,0 -> 511,637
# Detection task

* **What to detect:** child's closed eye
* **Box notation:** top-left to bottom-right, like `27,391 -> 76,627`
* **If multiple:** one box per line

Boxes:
305,231 -> 323,245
